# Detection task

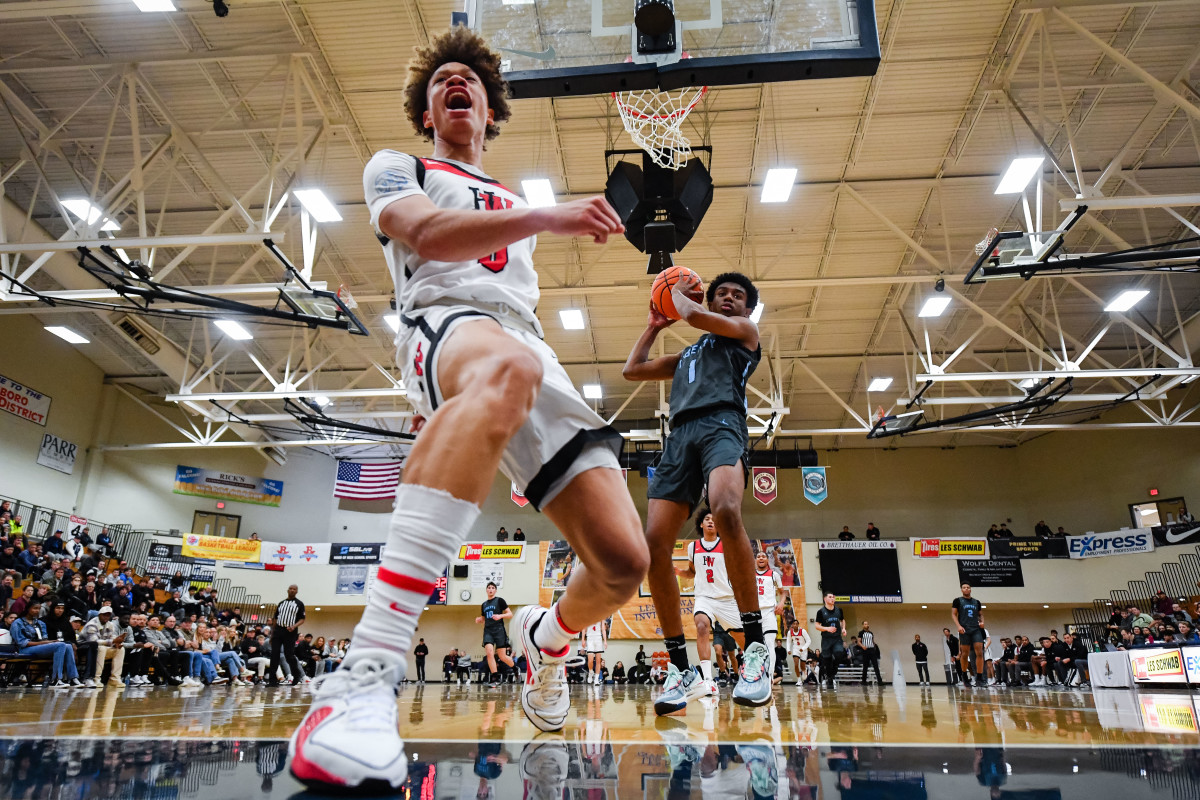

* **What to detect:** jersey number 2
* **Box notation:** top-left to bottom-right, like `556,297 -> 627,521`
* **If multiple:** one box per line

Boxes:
705,568 -> 714,584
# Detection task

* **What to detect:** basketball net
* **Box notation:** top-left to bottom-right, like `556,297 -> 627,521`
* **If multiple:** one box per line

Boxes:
974,227 -> 1000,256
613,84 -> 708,170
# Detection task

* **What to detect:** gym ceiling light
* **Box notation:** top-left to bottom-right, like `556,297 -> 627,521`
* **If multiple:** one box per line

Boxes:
522,180 -> 556,208
761,168 -> 797,203
995,157 -> 1045,194
1104,289 -> 1149,312
293,189 -> 342,223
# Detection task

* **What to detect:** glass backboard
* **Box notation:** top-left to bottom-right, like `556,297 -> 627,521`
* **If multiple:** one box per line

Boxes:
468,0 -> 880,98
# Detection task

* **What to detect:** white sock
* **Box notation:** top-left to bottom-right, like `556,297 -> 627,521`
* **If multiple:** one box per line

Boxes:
346,484 -> 480,669
698,660 -> 713,682
531,603 -> 577,655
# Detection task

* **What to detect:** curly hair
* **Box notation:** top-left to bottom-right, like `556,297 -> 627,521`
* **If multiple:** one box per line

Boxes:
705,272 -> 759,310
694,507 -> 713,535
403,25 -> 511,142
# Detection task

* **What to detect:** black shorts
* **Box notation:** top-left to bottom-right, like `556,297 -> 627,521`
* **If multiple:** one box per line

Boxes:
483,629 -> 509,650
647,411 -> 749,508
820,636 -> 845,660
714,628 -> 739,652
959,629 -> 986,646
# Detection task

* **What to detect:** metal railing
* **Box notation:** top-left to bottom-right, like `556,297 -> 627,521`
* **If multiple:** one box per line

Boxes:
1072,543 -> 1200,642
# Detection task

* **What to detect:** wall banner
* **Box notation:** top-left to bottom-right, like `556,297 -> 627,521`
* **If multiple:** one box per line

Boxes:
328,543 -> 382,564
910,538 -> 988,559
0,373 -> 51,426
457,543 -> 525,562
181,534 -> 262,563
173,465 -> 284,507
37,433 -> 78,475
801,467 -> 827,506
956,558 -> 1023,587
751,467 -> 778,505
336,565 -> 369,595
987,537 -> 1069,559
1151,521 -> 1200,548
1067,529 -> 1154,559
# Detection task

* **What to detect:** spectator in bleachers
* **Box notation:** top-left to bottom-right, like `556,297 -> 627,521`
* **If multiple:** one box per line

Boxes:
865,523 -> 881,540
108,585 -> 132,617
1053,526 -> 1068,537
1068,634 -> 1090,686
1047,633 -> 1074,684
837,526 -> 855,541
65,534 -> 86,561
41,565 -> 66,593
1178,621 -> 1198,643
1153,590 -> 1174,616
201,625 -> 248,685
513,528 -> 525,542
9,584 -> 35,618
32,584 -> 54,614
1130,606 -> 1154,628
168,569 -> 186,591
0,546 -> 18,577
1034,520 -> 1052,537
323,638 -> 345,674
997,523 -> 1013,537
142,615 -> 182,685
79,606 -> 126,687
44,601 -> 75,644
12,600 -> 83,688
495,526 -> 508,542
16,545 -> 41,578
0,574 -> 14,611
42,530 -> 66,558
294,634 -> 316,681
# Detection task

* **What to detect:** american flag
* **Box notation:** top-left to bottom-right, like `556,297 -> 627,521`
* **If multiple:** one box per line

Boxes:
334,460 -> 402,500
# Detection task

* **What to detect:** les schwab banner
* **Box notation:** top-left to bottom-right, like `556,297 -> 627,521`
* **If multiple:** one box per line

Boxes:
457,543 -> 526,562
1129,647 -> 1187,684
180,533 -> 262,563
911,538 -> 988,559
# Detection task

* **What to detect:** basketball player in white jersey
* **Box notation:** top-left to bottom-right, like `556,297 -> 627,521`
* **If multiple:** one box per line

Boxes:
583,620 -> 607,685
287,27 -> 649,793
753,550 -> 784,680
670,509 -> 741,709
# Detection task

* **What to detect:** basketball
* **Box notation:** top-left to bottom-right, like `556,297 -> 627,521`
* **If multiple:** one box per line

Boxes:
650,266 -> 703,320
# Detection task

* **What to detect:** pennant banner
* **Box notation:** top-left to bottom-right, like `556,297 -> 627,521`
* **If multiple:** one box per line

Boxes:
511,482 -> 530,508
801,466 -> 828,506
752,467 -> 778,505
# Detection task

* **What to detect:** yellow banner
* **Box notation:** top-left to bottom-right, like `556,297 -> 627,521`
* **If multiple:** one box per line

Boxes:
911,538 -> 988,559
457,543 -> 525,561
181,533 -> 262,562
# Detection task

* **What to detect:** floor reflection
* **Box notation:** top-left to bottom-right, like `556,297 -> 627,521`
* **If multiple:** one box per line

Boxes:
0,737 -> 1196,799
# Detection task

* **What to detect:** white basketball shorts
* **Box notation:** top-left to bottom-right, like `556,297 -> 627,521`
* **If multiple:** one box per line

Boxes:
397,303 -> 622,510
692,594 -> 743,632
585,635 -> 605,653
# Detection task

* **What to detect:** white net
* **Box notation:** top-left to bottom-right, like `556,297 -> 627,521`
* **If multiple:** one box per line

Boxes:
613,85 -> 708,170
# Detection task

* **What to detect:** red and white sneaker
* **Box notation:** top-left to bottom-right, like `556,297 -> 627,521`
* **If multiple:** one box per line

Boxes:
288,654 -> 408,793
513,605 -> 569,732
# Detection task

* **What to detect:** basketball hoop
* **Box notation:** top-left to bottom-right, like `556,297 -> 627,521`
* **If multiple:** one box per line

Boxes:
613,83 -> 708,170
974,227 -> 1000,257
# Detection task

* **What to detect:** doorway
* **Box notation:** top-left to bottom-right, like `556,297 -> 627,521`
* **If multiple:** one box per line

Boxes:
192,510 -> 242,539
1128,496 -> 1188,528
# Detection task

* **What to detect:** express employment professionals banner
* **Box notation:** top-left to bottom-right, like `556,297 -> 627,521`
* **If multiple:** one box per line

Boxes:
174,465 -> 283,507
0,373 -> 51,426
1067,528 -> 1154,559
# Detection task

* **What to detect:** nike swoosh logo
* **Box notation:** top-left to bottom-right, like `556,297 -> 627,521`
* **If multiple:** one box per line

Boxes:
1166,525 -> 1200,543
388,602 -> 415,616
497,46 -> 556,61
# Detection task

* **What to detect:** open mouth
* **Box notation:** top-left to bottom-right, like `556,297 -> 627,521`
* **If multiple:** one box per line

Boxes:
445,88 -> 472,111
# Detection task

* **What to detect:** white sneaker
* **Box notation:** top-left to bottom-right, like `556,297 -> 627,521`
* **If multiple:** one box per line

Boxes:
183,676 -> 200,687
703,679 -> 720,698
211,676 -> 229,685
288,655 -> 407,792
512,605 -> 569,732
519,737 -> 568,800
84,678 -> 99,689
69,678 -> 87,688
50,680 -> 70,690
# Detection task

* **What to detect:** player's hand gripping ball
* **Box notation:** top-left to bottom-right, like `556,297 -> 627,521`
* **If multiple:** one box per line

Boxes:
651,266 -> 704,320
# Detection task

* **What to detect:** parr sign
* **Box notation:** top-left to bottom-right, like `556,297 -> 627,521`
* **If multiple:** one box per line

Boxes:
911,538 -> 988,559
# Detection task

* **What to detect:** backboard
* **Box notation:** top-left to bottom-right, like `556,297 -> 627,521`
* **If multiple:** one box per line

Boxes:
467,0 -> 880,98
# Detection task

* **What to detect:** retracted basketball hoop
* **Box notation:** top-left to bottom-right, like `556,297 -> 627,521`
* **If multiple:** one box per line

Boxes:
613,55 -> 707,170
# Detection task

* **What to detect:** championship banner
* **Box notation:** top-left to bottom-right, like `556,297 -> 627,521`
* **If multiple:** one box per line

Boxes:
1151,520 -> 1200,547
537,538 -> 806,639
752,467 -> 777,505
801,466 -> 827,506
511,482 -> 530,508
457,542 -> 525,562
37,433 -> 78,475
0,372 -> 51,426
987,537 -> 1069,559
181,533 -> 262,562
1067,529 -> 1154,559
173,465 -> 283,507
957,558 -> 1023,587
911,538 -> 988,559
1129,647 -> 1187,683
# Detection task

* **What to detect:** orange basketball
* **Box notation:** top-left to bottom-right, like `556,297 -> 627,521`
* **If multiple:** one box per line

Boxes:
651,267 -> 703,320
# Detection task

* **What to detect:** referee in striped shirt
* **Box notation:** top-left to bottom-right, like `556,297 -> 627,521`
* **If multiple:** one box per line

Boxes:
268,585 -> 306,686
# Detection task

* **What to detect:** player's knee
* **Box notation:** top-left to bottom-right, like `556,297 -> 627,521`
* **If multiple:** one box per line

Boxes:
604,545 -> 650,597
474,351 -> 543,438
709,499 -> 742,533
695,617 -> 711,637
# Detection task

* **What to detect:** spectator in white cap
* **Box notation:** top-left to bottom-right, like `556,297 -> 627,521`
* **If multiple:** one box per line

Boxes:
79,606 -> 127,688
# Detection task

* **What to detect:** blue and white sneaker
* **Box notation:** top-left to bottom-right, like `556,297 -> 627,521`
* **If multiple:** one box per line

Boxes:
732,642 -> 774,707
735,743 -> 779,799
654,664 -> 708,716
